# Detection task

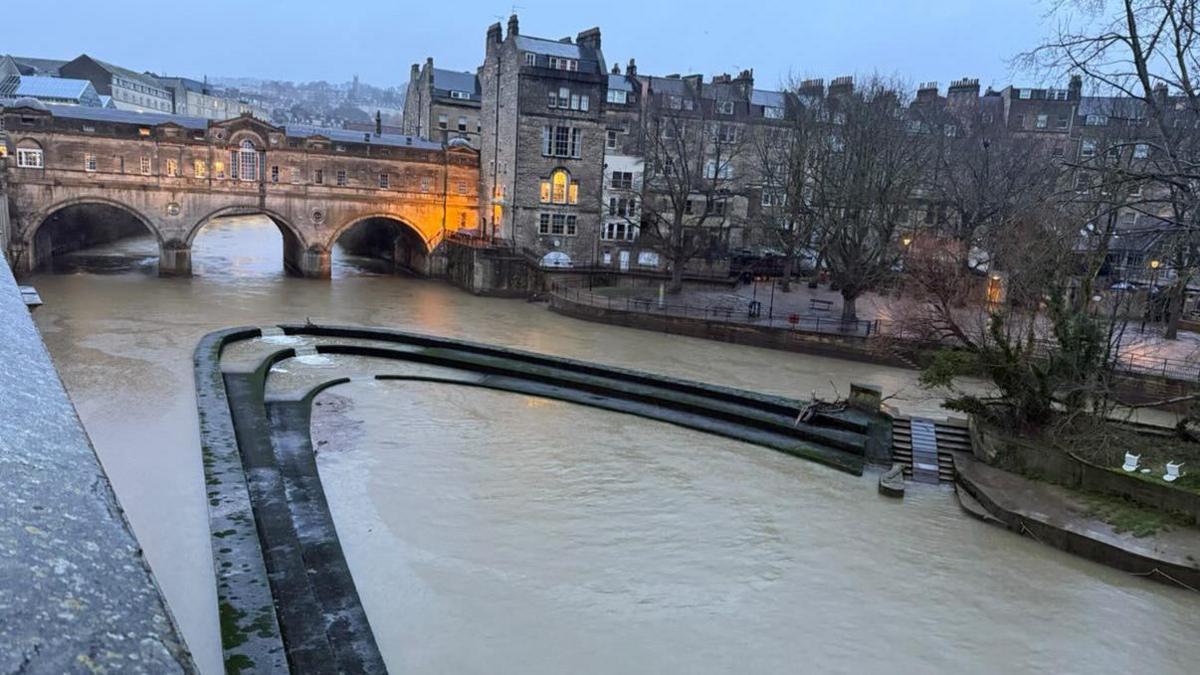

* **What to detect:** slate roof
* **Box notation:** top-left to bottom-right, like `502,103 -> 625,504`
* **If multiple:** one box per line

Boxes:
9,56 -> 68,76
431,68 -> 479,98
284,124 -> 441,150
751,89 -> 785,107
515,35 -> 604,72
607,74 -> 634,92
43,103 -> 209,129
1078,96 -> 1150,119
92,57 -> 168,91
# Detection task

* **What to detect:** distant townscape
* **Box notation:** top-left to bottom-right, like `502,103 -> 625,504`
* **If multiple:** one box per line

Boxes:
0,54 -> 405,128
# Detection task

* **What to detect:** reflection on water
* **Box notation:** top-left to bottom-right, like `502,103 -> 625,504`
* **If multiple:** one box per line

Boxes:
25,216 -> 1200,674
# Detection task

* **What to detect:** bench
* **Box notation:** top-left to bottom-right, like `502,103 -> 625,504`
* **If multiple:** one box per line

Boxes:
810,298 -> 834,313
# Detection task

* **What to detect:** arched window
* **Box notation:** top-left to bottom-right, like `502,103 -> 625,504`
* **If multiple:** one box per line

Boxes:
237,139 -> 258,182
539,169 -> 579,205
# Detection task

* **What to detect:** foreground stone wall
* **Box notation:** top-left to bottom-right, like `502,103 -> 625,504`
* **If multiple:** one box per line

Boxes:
0,256 -> 192,672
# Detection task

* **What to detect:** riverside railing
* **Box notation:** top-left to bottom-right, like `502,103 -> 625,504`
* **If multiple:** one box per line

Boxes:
549,281 -> 881,338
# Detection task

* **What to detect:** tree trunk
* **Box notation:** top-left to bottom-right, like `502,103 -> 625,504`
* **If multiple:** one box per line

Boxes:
780,257 -> 795,292
668,261 -> 685,294
841,293 -> 858,323
1164,279 -> 1186,340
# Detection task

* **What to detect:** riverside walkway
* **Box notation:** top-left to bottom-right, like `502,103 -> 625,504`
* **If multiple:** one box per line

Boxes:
0,257 -> 192,672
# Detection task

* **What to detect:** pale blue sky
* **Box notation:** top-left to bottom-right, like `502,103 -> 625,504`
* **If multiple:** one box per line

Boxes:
10,0 -> 1052,90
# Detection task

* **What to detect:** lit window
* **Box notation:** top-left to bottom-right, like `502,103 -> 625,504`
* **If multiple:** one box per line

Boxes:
17,147 -> 43,168
138,127 -> 151,136
552,169 -> 568,203
214,160 -> 226,179
194,159 -> 208,178
84,153 -> 97,172
140,156 -> 152,175
336,170 -> 347,186
166,158 -> 178,177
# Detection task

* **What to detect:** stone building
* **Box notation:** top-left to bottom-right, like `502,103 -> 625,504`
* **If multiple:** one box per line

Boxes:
401,58 -> 482,147
59,54 -> 173,113
478,15 -> 609,266
156,76 -> 269,121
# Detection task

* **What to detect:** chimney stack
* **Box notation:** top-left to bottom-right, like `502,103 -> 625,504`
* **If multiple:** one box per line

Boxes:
375,110 -> 382,136
1153,81 -> 1169,106
612,63 -> 621,75
577,27 -> 602,52
507,14 -> 519,37
916,81 -> 940,104
627,58 -> 637,77
828,76 -> 854,97
798,78 -> 825,98
486,22 -> 501,53
1068,74 -> 1083,101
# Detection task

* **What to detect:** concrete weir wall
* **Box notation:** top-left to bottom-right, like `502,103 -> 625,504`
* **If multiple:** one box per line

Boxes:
0,257 -> 193,671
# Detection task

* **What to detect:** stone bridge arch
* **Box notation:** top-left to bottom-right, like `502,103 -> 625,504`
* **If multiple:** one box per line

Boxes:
23,196 -> 165,274
174,204 -> 321,277
326,211 -> 436,276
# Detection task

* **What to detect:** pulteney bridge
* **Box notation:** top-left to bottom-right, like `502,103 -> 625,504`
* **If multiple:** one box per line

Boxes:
0,101 -> 480,277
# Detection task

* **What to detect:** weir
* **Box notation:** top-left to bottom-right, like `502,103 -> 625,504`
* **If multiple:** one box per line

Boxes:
196,324 -> 879,669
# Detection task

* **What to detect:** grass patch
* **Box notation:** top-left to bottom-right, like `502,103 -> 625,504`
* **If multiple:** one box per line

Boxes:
1081,492 -> 1192,537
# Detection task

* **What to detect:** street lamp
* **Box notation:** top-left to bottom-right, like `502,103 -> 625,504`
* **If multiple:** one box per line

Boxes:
901,235 -> 913,248
1143,258 -> 1163,332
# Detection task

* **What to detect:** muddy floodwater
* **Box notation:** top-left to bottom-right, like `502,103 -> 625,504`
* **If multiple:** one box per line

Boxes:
27,217 -> 1200,674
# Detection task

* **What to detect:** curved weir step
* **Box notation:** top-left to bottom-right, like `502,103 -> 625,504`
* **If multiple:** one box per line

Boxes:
196,324 -> 878,670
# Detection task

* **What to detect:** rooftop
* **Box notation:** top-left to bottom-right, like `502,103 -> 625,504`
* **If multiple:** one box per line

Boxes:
0,75 -> 95,102
431,68 -> 480,100
285,124 -> 442,150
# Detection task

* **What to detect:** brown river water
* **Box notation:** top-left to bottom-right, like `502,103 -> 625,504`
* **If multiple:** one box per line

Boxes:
26,217 -> 1200,674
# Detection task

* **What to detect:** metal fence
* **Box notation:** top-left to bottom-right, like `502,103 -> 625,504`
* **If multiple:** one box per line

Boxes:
549,281 -> 880,338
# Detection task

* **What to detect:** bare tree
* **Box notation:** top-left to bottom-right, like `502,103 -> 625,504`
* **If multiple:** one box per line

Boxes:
807,78 -> 930,322
639,82 -> 747,293
745,84 -> 822,291
1029,0 -> 1200,338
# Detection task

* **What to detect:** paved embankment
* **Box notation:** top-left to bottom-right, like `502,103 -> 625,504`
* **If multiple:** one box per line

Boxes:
954,451 -> 1200,591
0,256 -> 193,672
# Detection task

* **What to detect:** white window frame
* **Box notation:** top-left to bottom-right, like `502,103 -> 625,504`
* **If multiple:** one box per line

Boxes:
525,52 -> 537,67
763,106 -> 783,119
607,89 -> 628,104
717,100 -> 734,115
17,147 -> 44,168
336,169 -> 348,186
606,130 -> 618,150
84,153 -> 97,172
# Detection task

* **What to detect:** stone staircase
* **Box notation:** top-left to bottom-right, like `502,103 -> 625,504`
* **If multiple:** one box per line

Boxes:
890,416 -> 970,483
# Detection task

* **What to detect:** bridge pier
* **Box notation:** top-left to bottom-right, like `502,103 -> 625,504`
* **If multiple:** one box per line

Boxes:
159,245 -> 191,277
288,247 -> 330,279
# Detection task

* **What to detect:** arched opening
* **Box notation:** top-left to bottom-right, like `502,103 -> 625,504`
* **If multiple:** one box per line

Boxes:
189,212 -> 308,278
331,217 -> 429,277
30,201 -> 159,274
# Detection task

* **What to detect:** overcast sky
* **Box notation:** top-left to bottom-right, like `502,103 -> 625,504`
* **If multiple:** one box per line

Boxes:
8,0 -> 1055,90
